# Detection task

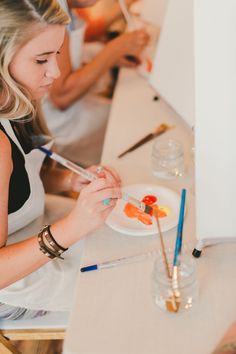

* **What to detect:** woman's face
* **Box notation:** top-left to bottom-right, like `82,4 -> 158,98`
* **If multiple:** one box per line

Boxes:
9,24 -> 65,100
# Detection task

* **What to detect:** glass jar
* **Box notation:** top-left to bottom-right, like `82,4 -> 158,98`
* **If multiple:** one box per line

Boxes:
151,252 -> 198,313
151,139 -> 185,179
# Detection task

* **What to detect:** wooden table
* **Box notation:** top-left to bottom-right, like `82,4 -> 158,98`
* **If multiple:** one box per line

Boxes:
63,68 -> 236,354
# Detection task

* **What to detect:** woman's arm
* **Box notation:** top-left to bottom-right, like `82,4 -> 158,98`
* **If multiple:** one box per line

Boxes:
0,131 -> 12,248
0,133 -> 120,289
0,179 -> 120,289
49,29 -> 149,110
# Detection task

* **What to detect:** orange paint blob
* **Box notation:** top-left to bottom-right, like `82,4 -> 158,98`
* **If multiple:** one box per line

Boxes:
124,195 -> 168,225
124,203 -> 153,225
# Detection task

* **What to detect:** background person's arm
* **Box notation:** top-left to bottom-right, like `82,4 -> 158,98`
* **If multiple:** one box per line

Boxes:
49,29 -> 149,110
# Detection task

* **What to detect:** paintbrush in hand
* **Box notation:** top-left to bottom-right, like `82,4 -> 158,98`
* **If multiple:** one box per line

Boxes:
118,123 -> 170,158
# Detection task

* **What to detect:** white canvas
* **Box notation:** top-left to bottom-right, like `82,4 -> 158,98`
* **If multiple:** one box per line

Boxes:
194,0 -> 236,245
150,0 -> 194,127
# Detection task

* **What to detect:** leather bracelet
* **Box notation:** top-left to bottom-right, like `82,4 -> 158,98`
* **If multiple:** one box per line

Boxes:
46,225 -> 68,252
39,245 -> 56,259
38,232 -> 56,259
38,228 -> 64,260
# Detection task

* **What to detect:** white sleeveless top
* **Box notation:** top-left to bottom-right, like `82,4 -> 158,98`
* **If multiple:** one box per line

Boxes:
0,119 -> 45,235
0,120 -> 84,311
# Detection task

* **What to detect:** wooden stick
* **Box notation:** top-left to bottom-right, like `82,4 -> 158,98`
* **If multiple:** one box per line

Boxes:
153,210 -> 171,279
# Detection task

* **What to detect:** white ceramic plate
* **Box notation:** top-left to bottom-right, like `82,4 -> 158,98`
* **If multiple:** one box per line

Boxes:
106,184 -> 181,236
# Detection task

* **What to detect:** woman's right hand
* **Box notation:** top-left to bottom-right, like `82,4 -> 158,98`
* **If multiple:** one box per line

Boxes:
66,177 -> 121,240
112,29 -> 150,59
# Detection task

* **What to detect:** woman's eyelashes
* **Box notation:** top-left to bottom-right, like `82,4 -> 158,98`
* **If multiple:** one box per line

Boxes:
36,51 -> 60,65
36,59 -> 47,65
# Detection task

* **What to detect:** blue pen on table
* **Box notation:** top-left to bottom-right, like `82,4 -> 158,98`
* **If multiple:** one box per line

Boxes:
38,146 -> 153,213
80,250 -> 157,272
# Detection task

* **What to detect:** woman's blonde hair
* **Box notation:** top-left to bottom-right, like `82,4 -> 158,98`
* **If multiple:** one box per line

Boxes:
0,0 -> 70,120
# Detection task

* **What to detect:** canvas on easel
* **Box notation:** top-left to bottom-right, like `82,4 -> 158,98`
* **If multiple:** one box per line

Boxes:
149,0 -> 236,256
149,0 -> 194,128
193,0 -> 236,256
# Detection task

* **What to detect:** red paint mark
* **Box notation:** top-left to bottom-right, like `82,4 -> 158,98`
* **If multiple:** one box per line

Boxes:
142,195 -> 157,205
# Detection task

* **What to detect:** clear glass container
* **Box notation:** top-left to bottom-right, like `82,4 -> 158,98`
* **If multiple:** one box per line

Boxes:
151,139 -> 185,179
151,252 -> 198,313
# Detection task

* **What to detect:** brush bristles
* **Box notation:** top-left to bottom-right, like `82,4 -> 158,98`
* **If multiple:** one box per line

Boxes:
144,204 -> 153,215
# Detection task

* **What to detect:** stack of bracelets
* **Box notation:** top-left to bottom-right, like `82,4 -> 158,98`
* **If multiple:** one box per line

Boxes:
38,225 -> 68,260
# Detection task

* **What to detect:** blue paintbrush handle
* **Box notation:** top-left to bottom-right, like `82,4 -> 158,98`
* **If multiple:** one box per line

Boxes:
173,189 -> 186,266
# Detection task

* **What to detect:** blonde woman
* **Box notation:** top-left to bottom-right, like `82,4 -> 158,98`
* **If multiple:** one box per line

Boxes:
0,0 -> 121,319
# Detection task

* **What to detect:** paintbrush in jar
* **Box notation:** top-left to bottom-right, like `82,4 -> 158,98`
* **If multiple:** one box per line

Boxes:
166,189 -> 186,313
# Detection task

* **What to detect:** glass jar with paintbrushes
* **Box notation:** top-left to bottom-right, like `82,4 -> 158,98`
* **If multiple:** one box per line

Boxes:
152,251 -> 198,313
151,189 -> 198,313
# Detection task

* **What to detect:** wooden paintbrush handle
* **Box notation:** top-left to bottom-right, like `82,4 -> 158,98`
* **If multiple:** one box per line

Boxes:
118,133 -> 153,158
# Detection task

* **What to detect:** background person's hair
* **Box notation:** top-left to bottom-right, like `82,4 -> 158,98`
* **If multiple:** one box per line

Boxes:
0,0 -> 70,121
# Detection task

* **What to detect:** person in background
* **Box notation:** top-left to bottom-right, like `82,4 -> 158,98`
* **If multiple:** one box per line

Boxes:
76,0 -> 137,42
42,0 -> 149,167
0,0 -> 121,320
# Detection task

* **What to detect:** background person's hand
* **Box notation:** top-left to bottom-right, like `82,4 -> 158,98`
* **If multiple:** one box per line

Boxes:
117,55 -> 141,68
110,29 -> 150,62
